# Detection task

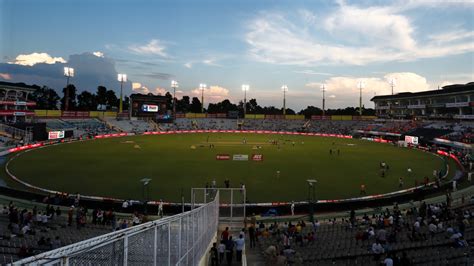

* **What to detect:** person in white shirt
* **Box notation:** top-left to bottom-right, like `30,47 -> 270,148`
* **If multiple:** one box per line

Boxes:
290,202 -> 295,216
158,200 -> 164,218
383,255 -> 394,266
21,224 -> 30,235
234,235 -> 245,262
372,241 -> 384,259
41,213 -> 49,225
122,200 -> 129,209
217,241 -> 226,264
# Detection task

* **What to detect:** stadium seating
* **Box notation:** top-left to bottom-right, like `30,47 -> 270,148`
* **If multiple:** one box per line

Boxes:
0,203 -> 115,265
104,118 -> 155,133
253,203 -> 473,265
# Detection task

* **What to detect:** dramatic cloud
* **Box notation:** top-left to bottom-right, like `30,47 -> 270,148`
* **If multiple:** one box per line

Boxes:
191,85 -> 230,102
9,52 -> 66,66
129,39 -> 167,57
245,3 -> 474,66
0,73 -> 12,80
0,52 -> 132,95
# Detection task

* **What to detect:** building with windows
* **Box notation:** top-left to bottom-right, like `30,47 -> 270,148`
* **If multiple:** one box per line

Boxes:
0,81 -> 36,123
371,82 -> 474,120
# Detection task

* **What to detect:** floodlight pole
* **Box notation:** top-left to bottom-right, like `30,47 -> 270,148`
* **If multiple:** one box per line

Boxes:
63,67 -> 74,111
242,84 -> 249,116
281,85 -> 288,115
171,80 -> 178,119
358,81 -> 364,116
390,78 -> 395,95
118,74 -> 127,113
321,84 -> 326,116
199,83 -> 206,113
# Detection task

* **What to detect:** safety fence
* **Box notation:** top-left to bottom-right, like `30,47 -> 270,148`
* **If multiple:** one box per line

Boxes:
13,192 -> 220,266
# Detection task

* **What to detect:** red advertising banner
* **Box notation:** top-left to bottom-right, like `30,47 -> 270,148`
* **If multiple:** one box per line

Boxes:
216,154 -> 230,160
252,154 -> 264,161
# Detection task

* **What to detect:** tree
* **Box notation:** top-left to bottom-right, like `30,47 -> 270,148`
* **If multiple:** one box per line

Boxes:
176,96 -> 190,112
77,91 -> 97,111
190,97 -> 202,113
31,86 -> 60,109
105,90 -> 118,110
165,92 -> 173,109
61,84 -> 77,110
299,106 -> 323,117
247,98 -> 262,114
123,96 -> 130,111
96,86 -> 107,106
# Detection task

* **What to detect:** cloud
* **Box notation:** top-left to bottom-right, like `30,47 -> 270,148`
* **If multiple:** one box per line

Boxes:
184,62 -> 192,68
0,52 -> 132,95
0,73 -> 12,80
132,82 -> 167,95
129,39 -> 167,57
191,85 -> 230,102
428,29 -> 474,44
294,70 -> 332,76
245,3 -> 474,66
93,51 -> 104,58
303,72 -> 432,108
202,59 -> 221,67
137,72 -> 173,80
9,52 -> 66,66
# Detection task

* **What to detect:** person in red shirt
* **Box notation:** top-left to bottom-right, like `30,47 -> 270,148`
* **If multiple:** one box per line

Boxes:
221,227 -> 229,241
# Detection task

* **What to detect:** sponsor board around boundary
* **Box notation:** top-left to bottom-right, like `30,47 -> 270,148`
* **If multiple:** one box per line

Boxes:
252,154 -> 263,161
216,154 -> 230,160
233,154 -> 249,161
4,131 -> 455,206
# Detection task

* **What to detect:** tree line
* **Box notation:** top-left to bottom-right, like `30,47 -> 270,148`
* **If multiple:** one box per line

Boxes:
29,85 -> 375,116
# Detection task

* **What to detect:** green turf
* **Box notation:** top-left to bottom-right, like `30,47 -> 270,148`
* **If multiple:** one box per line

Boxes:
7,134 -> 446,202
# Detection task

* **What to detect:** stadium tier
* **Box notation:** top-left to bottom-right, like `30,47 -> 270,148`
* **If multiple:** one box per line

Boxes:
0,83 -> 472,265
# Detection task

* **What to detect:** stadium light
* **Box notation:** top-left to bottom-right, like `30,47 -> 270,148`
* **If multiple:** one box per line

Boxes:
389,78 -> 396,95
63,67 -> 75,111
281,85 -> 288,115
357,81 -> 365,116
242,84 -> 249,116
199,83 -> 207,113
171,80 -> 179,119
118,74 -> 127,113
320,84 -> 327,117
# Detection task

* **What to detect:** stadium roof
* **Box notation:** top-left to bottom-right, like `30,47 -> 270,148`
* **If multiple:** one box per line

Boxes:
0,81 -> 37,91
371,82 -> 474,101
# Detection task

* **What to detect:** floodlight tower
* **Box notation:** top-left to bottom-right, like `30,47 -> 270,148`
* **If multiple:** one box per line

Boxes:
117,74 -> 127,113
320,84 -> 327,116
281,85 -> 288,115
242,84 -> 249,116
199,83 -> 207,113
63,67 -> 74,111
357,81 -> 365,116
389,78 -> 396,95
171,80 -> 179,118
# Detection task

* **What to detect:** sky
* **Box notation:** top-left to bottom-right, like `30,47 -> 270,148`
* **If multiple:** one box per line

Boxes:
0,0 -> 473,110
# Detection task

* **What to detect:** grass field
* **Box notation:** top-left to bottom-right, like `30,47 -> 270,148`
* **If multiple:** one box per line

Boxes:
6,133 -> 446,202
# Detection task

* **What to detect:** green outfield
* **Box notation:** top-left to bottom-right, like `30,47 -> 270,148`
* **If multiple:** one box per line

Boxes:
6,133 -> 448,202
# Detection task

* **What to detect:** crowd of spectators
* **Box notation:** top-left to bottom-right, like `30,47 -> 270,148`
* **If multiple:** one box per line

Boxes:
249,199 -> 472,265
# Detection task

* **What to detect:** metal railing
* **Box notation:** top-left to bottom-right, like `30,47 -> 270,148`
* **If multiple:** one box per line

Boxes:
13,192 -> 220,266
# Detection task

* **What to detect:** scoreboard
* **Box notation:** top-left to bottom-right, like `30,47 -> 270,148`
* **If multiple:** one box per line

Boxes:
130,93 -> 171,121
